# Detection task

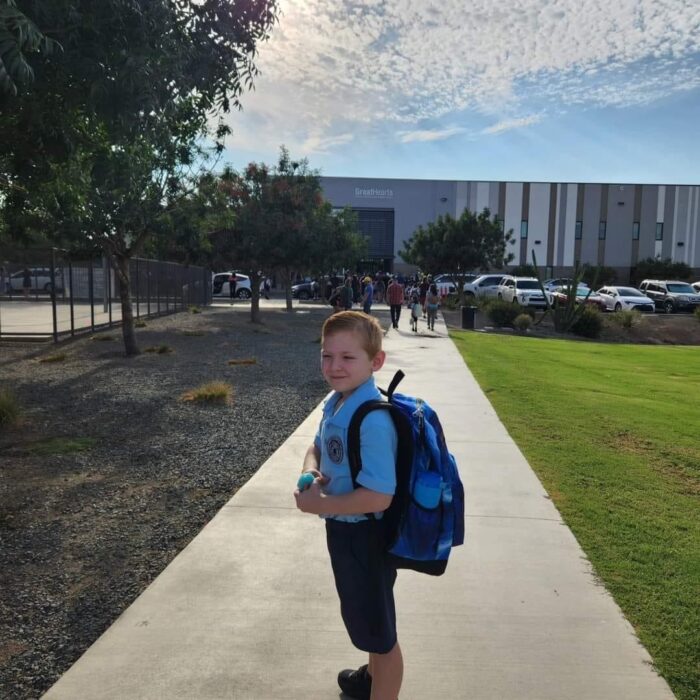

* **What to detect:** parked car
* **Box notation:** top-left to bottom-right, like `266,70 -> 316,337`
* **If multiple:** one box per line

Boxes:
550,285 -> 606,311
692,281 -> 700,293
637,279 -> 700,313
212,271 -> 252,299
292,279 -> 321,299
9,267 -> 64,293
463,274 -> 505,299
596,286 -> 655,313
496,276 -> 551,308
543,277 -> 578,291
432,273 -> 478,296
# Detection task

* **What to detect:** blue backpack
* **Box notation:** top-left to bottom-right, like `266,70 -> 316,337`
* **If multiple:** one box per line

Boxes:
347,370 -> 465,576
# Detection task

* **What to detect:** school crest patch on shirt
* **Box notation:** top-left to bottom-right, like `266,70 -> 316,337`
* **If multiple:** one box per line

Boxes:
326,436 -> 344,464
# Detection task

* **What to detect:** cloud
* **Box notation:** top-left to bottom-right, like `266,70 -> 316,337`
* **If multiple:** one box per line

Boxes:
397,126 -> 466,143
482,115 -> 543,135
224,0 -> 700,155
301,132 -> 355,153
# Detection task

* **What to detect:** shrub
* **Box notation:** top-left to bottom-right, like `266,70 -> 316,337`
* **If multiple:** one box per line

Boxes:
144,344 -> 173,354
188,305 -> 201,314
91,334 -> 114,341
486,300 -> 523,327
441,293 -> 460,310
180,381 -> 232,404
581,264 -> 616,287
631,257 -> 692,284
571,306 -> 603,338
134,319 -> 147,328
610,309 -> 642,330
39,352 -> 67,363
227,358 -> 257,365
509,264 -> 537,277
0,388 -> 20,428
514,313 -> 532,332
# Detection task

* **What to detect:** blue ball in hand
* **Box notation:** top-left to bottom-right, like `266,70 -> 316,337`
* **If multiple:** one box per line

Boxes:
297,472 -> 315,491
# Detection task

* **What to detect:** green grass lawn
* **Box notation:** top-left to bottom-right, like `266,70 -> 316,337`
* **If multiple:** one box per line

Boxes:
451,332 -> 700,700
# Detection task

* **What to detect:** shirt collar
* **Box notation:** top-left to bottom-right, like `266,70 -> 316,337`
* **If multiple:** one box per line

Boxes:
323,376 -> 382,427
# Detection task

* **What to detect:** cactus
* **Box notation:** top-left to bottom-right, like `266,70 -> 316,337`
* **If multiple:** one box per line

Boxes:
530,252 -> 600,333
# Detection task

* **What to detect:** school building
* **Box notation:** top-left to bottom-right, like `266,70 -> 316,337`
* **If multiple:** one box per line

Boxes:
320,177 -> 700,280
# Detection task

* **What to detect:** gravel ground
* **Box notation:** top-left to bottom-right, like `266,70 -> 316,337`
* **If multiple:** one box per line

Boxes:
0,304 -> 358,699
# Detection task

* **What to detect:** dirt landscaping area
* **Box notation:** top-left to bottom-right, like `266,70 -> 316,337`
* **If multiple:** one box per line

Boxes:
0,304 -> 342,699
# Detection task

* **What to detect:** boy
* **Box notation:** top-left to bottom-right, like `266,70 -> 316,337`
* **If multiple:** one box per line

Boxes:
294,311 -> 402,700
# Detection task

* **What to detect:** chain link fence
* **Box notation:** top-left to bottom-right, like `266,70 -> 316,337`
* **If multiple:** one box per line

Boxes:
0,249 -> 211,342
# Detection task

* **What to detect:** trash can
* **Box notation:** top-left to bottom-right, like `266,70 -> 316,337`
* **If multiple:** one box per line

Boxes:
461,305 -> 477,330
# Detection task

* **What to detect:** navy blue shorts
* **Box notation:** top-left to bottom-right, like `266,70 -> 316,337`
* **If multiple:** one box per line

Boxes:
325,518 -> 397,654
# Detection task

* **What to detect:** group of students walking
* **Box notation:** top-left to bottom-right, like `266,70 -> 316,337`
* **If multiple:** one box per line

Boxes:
329,273 -> 440,333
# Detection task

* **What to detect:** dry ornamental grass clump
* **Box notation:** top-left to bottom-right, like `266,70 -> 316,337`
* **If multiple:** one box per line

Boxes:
227,358 -> 257,366
91,334 -> 114,342
180,381 -> 233,405
0,388 -> 20,428
144,345 -> 173,354
39,352 -> 67,363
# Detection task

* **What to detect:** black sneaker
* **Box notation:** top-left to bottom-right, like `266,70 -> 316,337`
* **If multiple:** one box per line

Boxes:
337,664 -> 372,699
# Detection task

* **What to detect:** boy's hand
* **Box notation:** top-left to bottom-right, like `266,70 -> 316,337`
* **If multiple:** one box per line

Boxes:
294,480 -> 326,514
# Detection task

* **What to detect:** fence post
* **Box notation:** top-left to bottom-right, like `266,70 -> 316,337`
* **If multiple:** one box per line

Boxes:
89,259 -> 95,332
135,258 -> 140,319
50,249 -> 58,343
68,257 -> 75,337
147,259 -> 151,316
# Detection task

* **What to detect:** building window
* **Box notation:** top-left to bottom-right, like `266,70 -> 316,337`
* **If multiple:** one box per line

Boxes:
575,221 -> 582,240
598,221 -> 607,240
632,222 -> 640,240
656,222 -> 664,241
520,220 -> 528,239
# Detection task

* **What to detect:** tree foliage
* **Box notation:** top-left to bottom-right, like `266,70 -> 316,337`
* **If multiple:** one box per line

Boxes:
210,148 -> 366,321
401,208 -> 514,301
0,0 -> 279,354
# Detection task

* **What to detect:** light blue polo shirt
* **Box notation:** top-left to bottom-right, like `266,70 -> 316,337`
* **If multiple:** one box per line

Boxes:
314,376 -> 397,522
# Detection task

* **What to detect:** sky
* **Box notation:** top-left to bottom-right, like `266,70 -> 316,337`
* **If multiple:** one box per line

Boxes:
221,0 -> 700,185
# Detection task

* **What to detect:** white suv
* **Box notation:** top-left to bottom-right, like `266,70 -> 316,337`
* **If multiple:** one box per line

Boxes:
497,276 -> 551,308
463,274 -> 505,299
212,271 -> 252,299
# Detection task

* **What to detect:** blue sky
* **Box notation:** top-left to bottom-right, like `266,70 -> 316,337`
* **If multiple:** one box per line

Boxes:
221,0 -> 700,185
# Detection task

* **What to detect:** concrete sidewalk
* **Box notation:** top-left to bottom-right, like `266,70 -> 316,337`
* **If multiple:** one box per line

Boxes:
44,310 -> 674,700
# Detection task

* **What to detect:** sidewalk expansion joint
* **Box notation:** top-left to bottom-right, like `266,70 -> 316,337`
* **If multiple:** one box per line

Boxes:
466,513 -> 562,523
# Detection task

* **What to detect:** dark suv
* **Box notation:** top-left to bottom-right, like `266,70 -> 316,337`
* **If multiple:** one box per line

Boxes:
637,279 -> 700,313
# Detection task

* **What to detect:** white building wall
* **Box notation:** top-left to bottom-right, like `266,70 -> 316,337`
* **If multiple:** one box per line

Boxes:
563,184 -> 578,266
504,182 -> 523,262
528,183 -> 551,266
455,182 -> 469,218
476,182 -> 491,215
690,187 -> 700,267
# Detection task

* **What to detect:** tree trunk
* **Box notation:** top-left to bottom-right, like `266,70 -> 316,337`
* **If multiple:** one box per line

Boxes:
111,253 -> 140,356
281,268 -> 293,312
249,270 -> 262,324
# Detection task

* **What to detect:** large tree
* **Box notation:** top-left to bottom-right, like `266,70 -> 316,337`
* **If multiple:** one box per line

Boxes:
401,208 -> 514,302
0,0 -> 279,355
210,149 -> 366,322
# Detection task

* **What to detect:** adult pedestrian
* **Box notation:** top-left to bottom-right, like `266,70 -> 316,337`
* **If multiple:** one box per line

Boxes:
341,277 -> 354,311
362,277 -> 374,315
387,276 -> 404,329
374,275 -> 385,304
425,283 -> 440,331
228,272 -> 237,305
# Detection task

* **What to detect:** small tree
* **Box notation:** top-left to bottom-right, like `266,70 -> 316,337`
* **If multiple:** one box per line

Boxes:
401,208 -> 514,303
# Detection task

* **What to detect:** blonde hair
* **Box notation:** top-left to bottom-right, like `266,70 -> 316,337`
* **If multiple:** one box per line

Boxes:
322,311 -> 383,358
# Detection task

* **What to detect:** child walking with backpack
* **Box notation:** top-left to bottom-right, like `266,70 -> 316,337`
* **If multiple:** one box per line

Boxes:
294,311 -> 402,700
409,292 -> 420,333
